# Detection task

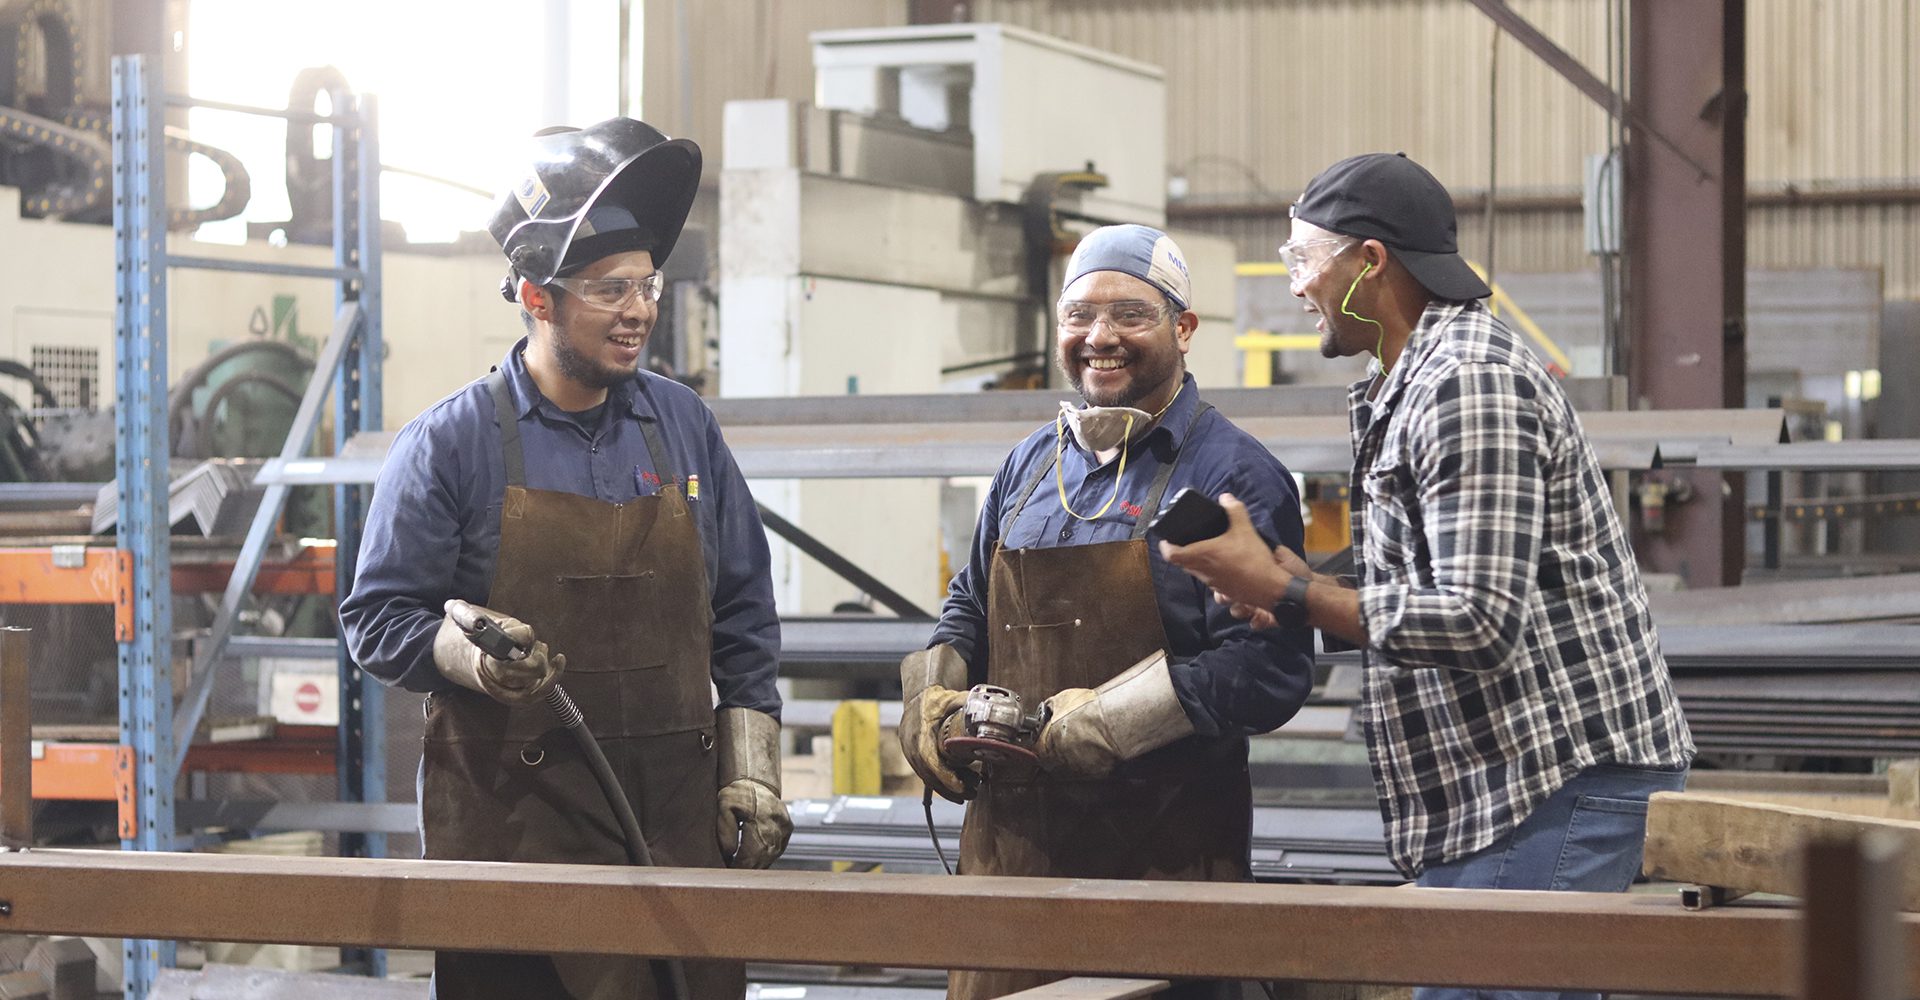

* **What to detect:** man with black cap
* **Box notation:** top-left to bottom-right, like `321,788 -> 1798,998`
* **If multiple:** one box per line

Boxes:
898,223 -> 1316,1000
342,118 -> 787,1000
1163,154 -> 1692,1000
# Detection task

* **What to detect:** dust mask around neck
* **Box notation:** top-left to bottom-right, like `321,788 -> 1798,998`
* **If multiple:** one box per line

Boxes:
1059,401 -> 1154,454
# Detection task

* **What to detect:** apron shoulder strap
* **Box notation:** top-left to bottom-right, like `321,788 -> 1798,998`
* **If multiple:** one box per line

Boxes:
627,375 -> 682,486
484,368 -> 526,488
1001,444 -> 1060,539
1130,400 -> 1215,541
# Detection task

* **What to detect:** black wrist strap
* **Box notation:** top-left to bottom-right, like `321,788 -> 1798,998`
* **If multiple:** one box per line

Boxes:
1273,574 -> 1312,626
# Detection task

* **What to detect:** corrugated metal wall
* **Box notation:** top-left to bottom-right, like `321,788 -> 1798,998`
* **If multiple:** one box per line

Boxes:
640,0 -> 907,156
643,0 -> 1919,297
968,0 -> 1920,297
969,0 -> 1615,196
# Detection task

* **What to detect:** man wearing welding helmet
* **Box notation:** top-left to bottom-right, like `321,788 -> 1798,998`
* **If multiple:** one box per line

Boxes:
342,119 -> 787,999
898,224 -> 1317,1000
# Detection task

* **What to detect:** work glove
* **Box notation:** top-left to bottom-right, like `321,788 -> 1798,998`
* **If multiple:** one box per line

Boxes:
431,600 -> 565,706
1036,650 -> 1194,780
897,644 -> 974,803
715,707 -> 793,869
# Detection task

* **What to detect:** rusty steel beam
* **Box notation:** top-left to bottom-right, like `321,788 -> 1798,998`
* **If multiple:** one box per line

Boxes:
1165,182 -> 1920,222
0,628 -> 28,848
5,849 -> 1920,994
1627,0 -> 1748,588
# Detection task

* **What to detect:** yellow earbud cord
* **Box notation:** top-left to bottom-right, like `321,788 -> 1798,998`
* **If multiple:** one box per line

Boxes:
1054,380 -> 1186,521
1342,261 -> 1390,373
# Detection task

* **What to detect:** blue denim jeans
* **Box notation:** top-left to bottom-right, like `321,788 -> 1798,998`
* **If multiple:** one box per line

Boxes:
1412,762 -> 1689,1000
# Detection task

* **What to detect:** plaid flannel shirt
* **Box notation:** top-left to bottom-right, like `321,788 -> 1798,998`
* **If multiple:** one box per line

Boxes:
1347,298 -> 1693,877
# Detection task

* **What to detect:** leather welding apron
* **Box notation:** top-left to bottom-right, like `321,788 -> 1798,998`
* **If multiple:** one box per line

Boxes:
420,370 -> 743,1000
950,404 -> 1249,1000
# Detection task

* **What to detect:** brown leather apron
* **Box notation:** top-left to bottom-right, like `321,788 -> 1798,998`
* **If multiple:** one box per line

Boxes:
421,370 -> 743,1000
950,403 -> 1250,1000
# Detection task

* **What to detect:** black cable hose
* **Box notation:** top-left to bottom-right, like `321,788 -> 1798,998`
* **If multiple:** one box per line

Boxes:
542,684 -> 689,1000
0,360 -> 61,409
923,785 -> 955,876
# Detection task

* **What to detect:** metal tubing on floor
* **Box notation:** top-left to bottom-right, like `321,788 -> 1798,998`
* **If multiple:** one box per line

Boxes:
3,849 -> 1920,995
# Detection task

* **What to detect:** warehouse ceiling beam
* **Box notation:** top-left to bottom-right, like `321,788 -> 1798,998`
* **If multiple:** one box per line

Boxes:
6,849 -> 1920,994
1462,0 -> 1716,182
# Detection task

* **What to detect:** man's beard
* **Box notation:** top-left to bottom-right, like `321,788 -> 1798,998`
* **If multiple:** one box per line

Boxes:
1061,341 -> 1181,408
553,331 -> 639,389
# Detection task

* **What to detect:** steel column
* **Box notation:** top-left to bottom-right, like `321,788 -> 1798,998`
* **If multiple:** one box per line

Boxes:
331,92 -> 386,977
1626,0 -> 1748,587
1800,834 -> 1907,1000
111,53 -> 179,996
109,58 -> 387,997
0,628 -> 29,849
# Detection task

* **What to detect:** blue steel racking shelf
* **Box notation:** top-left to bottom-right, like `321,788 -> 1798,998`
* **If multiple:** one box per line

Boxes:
110,54 -> 385,997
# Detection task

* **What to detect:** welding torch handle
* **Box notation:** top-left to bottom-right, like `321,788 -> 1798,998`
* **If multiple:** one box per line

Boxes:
461,613 -> 531,661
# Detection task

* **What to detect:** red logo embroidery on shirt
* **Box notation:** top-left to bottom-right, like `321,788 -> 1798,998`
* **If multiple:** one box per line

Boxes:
640,471 -> 661,486
1120,501 -> 1143,519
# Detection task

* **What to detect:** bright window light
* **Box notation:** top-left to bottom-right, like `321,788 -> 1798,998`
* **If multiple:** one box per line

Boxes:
186,0 -> 632,246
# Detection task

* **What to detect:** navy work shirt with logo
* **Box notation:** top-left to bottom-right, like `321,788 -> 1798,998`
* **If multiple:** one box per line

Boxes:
930,372 -> 1315,735
340,338 -> 780,716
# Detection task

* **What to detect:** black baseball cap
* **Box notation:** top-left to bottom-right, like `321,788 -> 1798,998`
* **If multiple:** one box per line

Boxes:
1291,153 -> 1492,301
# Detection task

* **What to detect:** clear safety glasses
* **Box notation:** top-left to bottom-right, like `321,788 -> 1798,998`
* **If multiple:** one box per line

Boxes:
1275,237 -> 1356,285
1056,299 -> 1170,335
551,272 -> 666,311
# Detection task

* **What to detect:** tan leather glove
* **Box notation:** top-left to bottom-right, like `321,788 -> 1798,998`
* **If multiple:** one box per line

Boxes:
1036,651 -> 1193,779
715,707 -> 792,869
431,600 -> 565,705
897,645 -> 973,803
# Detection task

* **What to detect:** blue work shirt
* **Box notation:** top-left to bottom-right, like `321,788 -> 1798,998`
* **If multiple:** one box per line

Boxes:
340,339 -> 781,716
930,373 -> 1315,736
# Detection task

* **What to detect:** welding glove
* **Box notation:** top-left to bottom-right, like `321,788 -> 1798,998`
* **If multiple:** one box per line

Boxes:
1036,651 -> 1194,780
432,600 -> 565,706
716,706 -> 793,869
898,644 -> 974,803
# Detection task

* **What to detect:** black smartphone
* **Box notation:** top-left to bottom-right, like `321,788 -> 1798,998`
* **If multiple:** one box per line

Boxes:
1148,487 -> 1229,545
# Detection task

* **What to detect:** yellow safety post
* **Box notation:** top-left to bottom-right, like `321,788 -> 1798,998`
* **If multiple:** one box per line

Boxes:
830,700 -> 882,872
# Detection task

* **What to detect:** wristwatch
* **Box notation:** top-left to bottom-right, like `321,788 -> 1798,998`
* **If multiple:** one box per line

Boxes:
1272,575 -> 1311,626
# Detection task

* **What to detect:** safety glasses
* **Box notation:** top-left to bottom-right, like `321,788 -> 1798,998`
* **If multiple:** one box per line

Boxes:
1275,237 -> 1356,284
551,272 -> 665,311
1056,299 -> 1170,334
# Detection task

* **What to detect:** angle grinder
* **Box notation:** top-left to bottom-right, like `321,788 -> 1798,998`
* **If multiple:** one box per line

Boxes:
941,684 -> 1048,768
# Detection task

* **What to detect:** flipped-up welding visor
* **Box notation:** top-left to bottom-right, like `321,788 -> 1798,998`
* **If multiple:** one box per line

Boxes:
489,117 -> 702,302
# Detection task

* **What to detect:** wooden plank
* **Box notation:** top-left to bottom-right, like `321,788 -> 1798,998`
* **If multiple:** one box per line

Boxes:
1685,770 -> 1888,797
1891,760 -> 1919,812
27,724 -> 118,742
995,978 -> 1170,999
5,848 -> 1920,995
1683,792 -> 1918,821
151,965 -> 428,1000
1643,792 -> 1920,910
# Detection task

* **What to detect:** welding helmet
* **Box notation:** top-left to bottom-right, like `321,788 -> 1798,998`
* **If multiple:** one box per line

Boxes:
489,117 -> 702,302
